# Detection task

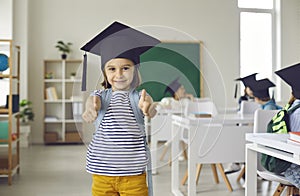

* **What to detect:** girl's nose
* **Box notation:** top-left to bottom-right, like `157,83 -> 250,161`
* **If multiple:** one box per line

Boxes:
116,69 -> 123,77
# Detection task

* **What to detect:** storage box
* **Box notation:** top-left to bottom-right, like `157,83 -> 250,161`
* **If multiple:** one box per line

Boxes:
0,121 -> 8,143
44,132 -> 58,143
65,131 -> 82,143
0,154 -> 18,169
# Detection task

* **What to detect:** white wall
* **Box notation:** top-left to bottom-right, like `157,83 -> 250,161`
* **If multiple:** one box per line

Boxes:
0,0 -> 12,39
280,0 -> 300,101
18,0 -> 299,143
13,0 -> 29,100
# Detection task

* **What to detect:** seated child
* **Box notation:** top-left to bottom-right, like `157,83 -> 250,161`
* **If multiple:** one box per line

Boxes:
275,63 -> 300,189
249,78 -> 282,110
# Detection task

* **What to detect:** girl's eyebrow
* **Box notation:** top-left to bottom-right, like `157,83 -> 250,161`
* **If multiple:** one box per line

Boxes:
106,63 -> 132,67
121,64 -> 133,67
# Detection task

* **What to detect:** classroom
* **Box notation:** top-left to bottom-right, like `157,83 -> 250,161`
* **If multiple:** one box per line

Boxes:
0,0 -> 300,195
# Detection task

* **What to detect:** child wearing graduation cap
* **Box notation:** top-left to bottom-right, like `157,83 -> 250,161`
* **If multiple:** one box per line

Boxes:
234,73 -> 257,107
274,63 -> 300,189
165,77 -> 194,101
159,77 -> 194,110
249,78 -> 282,110
225,74 -> 257,174
235,73 -> 257,103
81,21 -> 160,196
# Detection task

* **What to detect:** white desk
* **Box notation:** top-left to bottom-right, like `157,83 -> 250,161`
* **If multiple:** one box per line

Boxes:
245,133 -> 300,196
171,114 -> 253,196
148,109 -> 182,174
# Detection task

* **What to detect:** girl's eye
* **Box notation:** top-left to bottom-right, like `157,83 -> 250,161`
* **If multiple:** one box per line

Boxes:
123,66 -> 130,71
108,67 -> 115,71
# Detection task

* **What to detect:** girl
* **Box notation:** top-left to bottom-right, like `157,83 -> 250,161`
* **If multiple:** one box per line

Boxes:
275,63 -> 300,190
159,77 -> 194,111
81,21 -> 160,196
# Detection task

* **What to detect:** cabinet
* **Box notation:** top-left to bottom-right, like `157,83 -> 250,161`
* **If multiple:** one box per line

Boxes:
43,59 -> 83,144
0,39 -> 20,185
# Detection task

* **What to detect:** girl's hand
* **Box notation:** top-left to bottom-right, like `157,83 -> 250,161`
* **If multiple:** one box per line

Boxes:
82,96 -> 101,123
138,89 -> 156,118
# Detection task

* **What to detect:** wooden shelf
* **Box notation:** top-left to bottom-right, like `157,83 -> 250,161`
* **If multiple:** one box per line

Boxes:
0,40 -> 21,185
0,165 -> 19,175
43,59 -> 83,144
0,74 -> 19,79
0,108 -> 9,114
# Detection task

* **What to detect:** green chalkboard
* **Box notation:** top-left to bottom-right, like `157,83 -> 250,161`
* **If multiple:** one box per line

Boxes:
138,41 -> 202,101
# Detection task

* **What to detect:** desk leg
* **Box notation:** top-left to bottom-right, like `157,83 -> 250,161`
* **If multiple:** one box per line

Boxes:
246,144 -> 257,196
151,137 -> 158,175
171,123 -> 183,195
187,126 -> 197,196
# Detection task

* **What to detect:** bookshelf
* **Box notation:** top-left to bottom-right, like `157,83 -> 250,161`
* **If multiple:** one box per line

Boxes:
0,39 -> 20,185
43,59 -> 83,144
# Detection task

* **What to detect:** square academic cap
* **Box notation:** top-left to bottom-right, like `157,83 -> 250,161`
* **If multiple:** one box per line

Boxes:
249,78 -> 275,99
164,77 -> 181,96
275,63 -> 300,99
235,73 -> 258,88
80,21 -> 161,91
234,73 -> 257,98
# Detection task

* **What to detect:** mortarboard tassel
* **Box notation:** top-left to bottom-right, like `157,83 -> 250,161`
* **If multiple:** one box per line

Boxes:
234,83 -> 238,99
81,52 -> 87,91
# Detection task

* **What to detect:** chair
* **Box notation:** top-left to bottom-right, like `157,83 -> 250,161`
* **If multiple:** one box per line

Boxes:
184,99 -> 218,117
253,109 -> 298,196
240,101 -> 260,115
235,101 -> 260,180
154,98 -> 214,166
183,121 -> 253,192
150,98 -> 190,174
181,100 -> 223,186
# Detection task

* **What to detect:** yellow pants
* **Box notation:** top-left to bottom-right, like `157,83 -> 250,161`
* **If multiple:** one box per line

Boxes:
92,173 -> 148,196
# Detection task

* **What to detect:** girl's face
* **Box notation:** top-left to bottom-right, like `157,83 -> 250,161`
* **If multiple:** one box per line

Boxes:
245,87 -> 254,97
104,58 -> 135,91
174,85 -> 186,99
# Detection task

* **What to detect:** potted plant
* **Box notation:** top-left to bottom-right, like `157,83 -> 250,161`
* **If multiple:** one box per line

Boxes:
55,40 -> 72,59
17,99 -> 34,124
70,72 -> 76,80
16,99 -> 35,147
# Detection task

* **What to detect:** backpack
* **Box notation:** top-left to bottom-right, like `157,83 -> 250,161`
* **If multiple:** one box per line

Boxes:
261,103 -> 300,174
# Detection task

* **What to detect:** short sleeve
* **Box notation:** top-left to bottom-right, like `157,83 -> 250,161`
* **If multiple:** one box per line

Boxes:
90,90 -> 103,97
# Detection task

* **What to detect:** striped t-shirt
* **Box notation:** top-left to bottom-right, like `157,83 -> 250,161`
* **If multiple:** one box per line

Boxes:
86,90 -> 147,176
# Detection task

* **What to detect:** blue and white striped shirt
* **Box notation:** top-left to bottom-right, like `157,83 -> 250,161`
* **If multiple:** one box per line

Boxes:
86,90 -> 147,176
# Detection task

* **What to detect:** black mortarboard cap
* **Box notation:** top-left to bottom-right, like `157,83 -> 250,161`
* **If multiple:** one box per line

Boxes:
164,77 -> 182,97
249,78 -> 275,99
275,63 -> 300,99
235,73 -> 258,87
234,73 -> 257,98
80,21 -> 161,91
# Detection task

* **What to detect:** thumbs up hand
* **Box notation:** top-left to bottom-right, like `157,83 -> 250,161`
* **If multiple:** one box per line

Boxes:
138,89 -> 157,118
82,95 -> 101,123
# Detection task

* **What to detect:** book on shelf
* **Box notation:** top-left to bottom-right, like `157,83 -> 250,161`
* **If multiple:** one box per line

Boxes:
287,138 -> 300,146
46,87 -> 58,100
191,112 -> 212,118
72,102 -> 83,116
44,116 -> 59,122
289,132 -> 300,142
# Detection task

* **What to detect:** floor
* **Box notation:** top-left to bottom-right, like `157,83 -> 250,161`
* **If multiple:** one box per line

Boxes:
0,144 -> 282,196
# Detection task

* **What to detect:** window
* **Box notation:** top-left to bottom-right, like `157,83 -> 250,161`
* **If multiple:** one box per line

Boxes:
239,0 -> 276,81
238,0 -> 273,9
